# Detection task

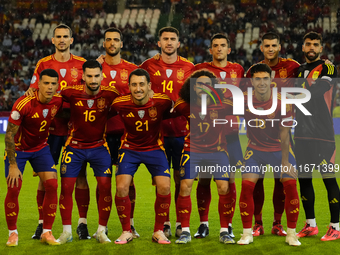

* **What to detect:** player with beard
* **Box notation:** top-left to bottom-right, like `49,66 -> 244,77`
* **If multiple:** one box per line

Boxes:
294,32 -> 340,241
27,24 -> 91,240
140,27 -> 195,237
244,32 -> 300,237
96,27 -> 139,238
57,60 -> 119,244
194,33 -> 244,239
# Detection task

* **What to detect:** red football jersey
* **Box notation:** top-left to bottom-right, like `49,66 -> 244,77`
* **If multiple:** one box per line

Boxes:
244,91 -> 293,152
101,59 -> 138,134
111,93 -> 172,152
243,58 -> 300,90
195,61 -> 244,135
61,85 -> 119,149
9,92 -> 63,152
30,54 -> 86,136
173,98 -> 233,153
140,56 -> 195,137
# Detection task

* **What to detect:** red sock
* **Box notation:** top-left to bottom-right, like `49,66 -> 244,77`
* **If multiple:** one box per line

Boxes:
177,195 -> 191,228
240,180 -> 256,228
174,183 -> 180,222
5,179 -> 22,230
219,193 -> 233,228
96,177 -> 112,226
283,180 -> 299,228
75,187 -> 90,219
96,185 -> 99,211
273,178 -> 285,224
196,182 -> 211,222
42,179 -> 58,229
129,183 -> 136,219
59,177 -> 77,225
154,193 -> 171,232
115,195 -> 131,231
36,189 -> 45,221
228,182 -> 237,224
253,178 -> 264,225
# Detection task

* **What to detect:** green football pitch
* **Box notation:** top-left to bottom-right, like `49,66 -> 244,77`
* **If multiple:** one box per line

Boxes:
1,134 -> 340,255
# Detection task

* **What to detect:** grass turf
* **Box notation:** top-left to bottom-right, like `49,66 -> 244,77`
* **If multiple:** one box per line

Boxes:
0,134 -> 340,254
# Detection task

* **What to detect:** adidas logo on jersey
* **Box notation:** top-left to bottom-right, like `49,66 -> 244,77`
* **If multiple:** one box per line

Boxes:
320,159 -> 328,165
102,206 -> 111,211
189,113 -> 195,118
104,168 -> 111,174
32,112 -> 39,118
154,71 -> 161,76
75,101 -> 83,106
164,169 -> 170,174
127,112 -> 135,117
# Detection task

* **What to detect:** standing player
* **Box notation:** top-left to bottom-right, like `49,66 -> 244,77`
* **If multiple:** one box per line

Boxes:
29,24 -> 91,240
57,60 -> 119,244
100,27 -> 139,237
173,70 -> 235,244
244,32 -> 300,237
194,33 -> 244,238
237,63 -> 300,246
294,32 -> 340,241
112,69 -> 172,244
140,27 -> 195,237
5,69 -> 62,246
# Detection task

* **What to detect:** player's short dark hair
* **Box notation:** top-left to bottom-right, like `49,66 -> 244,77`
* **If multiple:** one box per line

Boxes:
210,33 -> 230,48
53,24 -> 72,37
158,26 -> 179,38
250,63 -> 272,78
179,69 -> 221,104
129,68 -> 150,84
40,69 -> 59,80
303,32 -> 323,44
261,32 -> 280,44
82,60 -> 102,72
104,27 -> 123,40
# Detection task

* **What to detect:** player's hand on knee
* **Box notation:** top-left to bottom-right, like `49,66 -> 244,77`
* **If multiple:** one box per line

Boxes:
25,87 -> 36,97
6,165 -> 22,188
280,163 -> 298,180
96,54 -> 105,64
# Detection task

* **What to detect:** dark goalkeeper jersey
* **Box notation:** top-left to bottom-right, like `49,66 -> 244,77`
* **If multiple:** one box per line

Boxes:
294,60 -> 337,142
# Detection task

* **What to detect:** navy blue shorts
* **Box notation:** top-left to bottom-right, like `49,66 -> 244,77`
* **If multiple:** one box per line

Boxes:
226,134 -> 243,169
164,136 -> 185,171
47,134 -> 67,165
179,151 -> 231,181
242,147 -> 296,178
5,146 -> 57,177
106,133 -> 123,165
60,144 -> 112,178
116,149 -> 170,178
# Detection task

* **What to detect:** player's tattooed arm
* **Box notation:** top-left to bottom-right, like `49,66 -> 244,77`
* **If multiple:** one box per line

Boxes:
5,122 -> 22,188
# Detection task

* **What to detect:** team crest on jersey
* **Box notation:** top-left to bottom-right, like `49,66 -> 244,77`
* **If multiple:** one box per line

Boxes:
110,70 -> 117,79
97,97 -> 105,112
148,107 -> 157,119
120,69 -> 128,80
177,69 -> 184,80
209,110 -> 218,120
31,75 -> 37,84
199,113 -> 205,120
61,164 -> 67,174
220,71 -> 226,80
312,71 -> 319,80
138,110 -> 145,119
230,70 -> 237,81
166,69 -> 173,78
87,100 -> 94,108
42,109 -> 49,118
267,112 -> 275,119
60,69 -> 66,78
180,167 -> 185,177
51,105 -> 58,119
279,68 -> 287,79
71,67 -> 78,79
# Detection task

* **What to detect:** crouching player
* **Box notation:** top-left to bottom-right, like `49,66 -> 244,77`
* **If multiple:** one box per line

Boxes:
237,63 -> 300,246
173,70 -> 235,244
112,69 -> 172,244
4,69 -> 63,246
